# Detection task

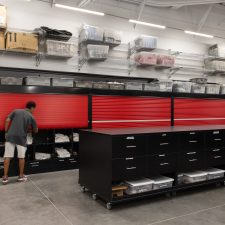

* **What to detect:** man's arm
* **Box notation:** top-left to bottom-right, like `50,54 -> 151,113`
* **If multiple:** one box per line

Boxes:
31,118 -> 38,134
5,118 -> 11,133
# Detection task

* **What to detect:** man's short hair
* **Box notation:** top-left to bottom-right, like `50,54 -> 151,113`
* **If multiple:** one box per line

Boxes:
26,101 -> 36,109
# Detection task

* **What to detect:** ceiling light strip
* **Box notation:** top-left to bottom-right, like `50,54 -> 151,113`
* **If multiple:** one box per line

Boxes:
55,3 -> 104,16
184,30 -> 214,38
129,19 -> 166,29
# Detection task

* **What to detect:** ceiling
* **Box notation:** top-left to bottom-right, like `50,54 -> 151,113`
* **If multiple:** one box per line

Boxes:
13,0 -> 225,39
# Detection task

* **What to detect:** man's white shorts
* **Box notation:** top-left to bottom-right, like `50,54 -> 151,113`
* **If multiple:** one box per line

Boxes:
4,142 -> 27,159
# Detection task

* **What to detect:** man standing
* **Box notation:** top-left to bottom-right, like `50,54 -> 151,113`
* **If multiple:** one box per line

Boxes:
2,101 -> 38,185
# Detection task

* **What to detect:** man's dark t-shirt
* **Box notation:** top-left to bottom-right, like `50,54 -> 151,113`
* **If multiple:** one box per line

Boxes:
6,109 -> 37,147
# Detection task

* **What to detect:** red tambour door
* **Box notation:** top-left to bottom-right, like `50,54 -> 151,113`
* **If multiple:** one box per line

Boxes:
0,93 -> 88,130
92,96 -> 171,128
174,98 -> 225,126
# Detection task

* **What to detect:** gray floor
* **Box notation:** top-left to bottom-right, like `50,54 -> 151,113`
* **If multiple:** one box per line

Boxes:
1,171 -> 225,225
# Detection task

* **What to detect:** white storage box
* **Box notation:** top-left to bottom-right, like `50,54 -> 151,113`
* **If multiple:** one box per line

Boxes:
159,80 -> 173,92
125,178 -> 154,195
103,30 -> 121,46
183,171 -> 207,184
93,82 -> 109,89
75,81 -> 93,88
79,25 -> 104,43
46,40 -> 76,58
134,52 -> 157,66
177,174 -> 184,185
86,44 -> 109,60
25,77 -> 51,86
52,78 -> 74,87
108,82 -> 125,90
208,44 -> 225,57
205,60 -> 225,71
134,35 -> 157,51
205,84 -> 220,94
206,168 -> 225,180
173,81 -> 192,93
221,85 -> 225,94
191,83 -> 206,94
125,82 -> 143,91
152,176 -> 174,190
143,82 -> 160,91
0,77 -> 23,85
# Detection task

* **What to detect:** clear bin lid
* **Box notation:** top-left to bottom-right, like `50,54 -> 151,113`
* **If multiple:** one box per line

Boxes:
125,178 -> 154,187
183,171 -> 207,178
205,168 -> 225,175
152,176 -> 174,184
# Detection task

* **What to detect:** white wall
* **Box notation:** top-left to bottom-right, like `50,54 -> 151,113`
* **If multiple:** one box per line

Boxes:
0,0 -> 224,83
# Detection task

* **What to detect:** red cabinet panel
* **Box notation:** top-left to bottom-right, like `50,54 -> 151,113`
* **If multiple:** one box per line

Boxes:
0,93 -> 88,130
174,98 -> 225,126
92,96 -> 171,128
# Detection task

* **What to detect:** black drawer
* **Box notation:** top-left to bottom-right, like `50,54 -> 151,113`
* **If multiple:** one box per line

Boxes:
206,148 -> 225,167
205,130 -> 225,148
148,133 -> 176,155
25,160 -> 55,174
178,151 -> 204,172
112,135 -> 146,158
112,157 -> 146,181
179,131 -> 204,151
55,158 -> 78,170
148,153 -> 177,176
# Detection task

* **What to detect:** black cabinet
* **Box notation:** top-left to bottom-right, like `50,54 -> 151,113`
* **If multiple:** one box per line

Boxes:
79,125 -> 225,208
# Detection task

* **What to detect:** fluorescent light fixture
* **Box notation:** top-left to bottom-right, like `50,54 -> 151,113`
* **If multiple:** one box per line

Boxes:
129,19 -> 166,29
184,30 -> 214,38
55,3 -> 104,16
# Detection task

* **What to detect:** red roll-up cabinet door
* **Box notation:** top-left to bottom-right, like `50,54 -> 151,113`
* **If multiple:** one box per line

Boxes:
92,96 -> 171,128
0,93 -> 88,130
174,98 -> 225,126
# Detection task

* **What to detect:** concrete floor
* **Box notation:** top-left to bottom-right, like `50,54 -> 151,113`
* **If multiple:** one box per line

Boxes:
1,171 -> 225,225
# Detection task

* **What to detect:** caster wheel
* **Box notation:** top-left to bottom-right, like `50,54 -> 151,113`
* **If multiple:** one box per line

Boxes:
216,182 -> 221,187
165,193 -> 171,198
92,194 -> 97,200
106,202 -> 112,210
80,186 -> 86,193
172,192 -> 177,197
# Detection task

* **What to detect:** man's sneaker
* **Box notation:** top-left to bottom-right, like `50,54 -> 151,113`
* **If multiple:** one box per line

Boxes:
2,176 -> 9,185
17,175 -> 28,182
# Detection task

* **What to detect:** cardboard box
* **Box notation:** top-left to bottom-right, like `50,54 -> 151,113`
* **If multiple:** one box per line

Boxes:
0,32 -> 4,49
0,5 -> 7,29
6,32 -> 38,53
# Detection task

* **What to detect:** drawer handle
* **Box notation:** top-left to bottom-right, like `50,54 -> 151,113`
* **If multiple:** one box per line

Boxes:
187,152 -> 196,155
190,132 -> 196,135
126,167 -> 136,170
213,149 -> 221,152
159,184 -> 168,188
70,161 -> 77,163
214,138 -> 222,141
59,160 -> 65,162
160,163 -> 169,166
159,154 -> 166,157
126,136 -> 134,140
189,159 -> 197,162
126,157 -> 134,160
31,165 -> 39,167
30,162 -> 39,165
213,131 -> 220,134
214,156 -> 222,159
160,143 -> 169,146
126,146 -> 136,148
189,140 -> 197,143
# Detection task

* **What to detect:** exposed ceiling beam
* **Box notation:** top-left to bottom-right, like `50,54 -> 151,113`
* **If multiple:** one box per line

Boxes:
51,0 -> 55,8
197,4 -> 213,31
78,0 -> 93,8
133,0 -> 146,29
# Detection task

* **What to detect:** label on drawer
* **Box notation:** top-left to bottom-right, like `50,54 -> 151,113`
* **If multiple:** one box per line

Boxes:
213,131 -> 220,134
126,136 -> 135,140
